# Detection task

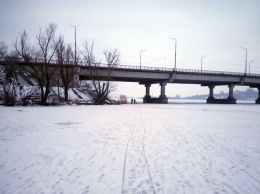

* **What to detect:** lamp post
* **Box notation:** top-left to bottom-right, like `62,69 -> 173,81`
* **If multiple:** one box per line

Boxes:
170,38 -> 177,70
201,55 -> 207,72
70,25 -> 77,65
241,47 -> 247,75
249,60 -> 254,75
140,49 -> 146,69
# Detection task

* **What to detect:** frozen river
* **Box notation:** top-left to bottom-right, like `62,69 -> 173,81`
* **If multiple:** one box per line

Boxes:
0,103 -> 260,194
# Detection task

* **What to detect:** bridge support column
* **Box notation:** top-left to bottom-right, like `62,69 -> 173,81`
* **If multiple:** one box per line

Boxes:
143,82 -> 168,104
145,83 -> 151,97
206,84 -> 236,104
159,82 -> 167,98
143,83 -> 151,103
206,85 -> 215,103
256,87 -> 260,104
228,84 -> 234,99
227,84 -> 237,104
158,82 -> 168,103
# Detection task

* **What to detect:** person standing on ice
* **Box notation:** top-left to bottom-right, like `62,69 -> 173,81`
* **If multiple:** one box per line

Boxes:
131,98 -> 133,104
134,99 -> 136,104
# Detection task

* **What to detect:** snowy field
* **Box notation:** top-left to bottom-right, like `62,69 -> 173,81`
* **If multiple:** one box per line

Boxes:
0,103 -> 260,194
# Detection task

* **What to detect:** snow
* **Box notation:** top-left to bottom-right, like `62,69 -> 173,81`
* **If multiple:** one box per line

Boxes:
0,104 -> 260,194
50,88 -> 92,102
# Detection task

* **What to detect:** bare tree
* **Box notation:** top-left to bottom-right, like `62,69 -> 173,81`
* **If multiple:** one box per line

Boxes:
19,86 -> 40,105
0,41 -> 8,59
0,42 -> 8,85
81,41 -> 120,104
1,68 -> 17,105
1,42 -> 40,106
55,38 -> 78,101
15,23 -> 60,105
0,42 -> 16,105
0,51 -> 19,106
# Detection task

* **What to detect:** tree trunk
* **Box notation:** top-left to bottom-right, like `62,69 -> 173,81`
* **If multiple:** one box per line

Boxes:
64,86 -> 69,101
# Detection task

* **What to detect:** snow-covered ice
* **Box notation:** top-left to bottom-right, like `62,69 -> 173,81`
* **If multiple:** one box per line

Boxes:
0,103 -> 260,194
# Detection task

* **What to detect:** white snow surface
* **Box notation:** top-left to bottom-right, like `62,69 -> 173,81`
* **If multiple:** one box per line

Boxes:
0,104 -> 260,194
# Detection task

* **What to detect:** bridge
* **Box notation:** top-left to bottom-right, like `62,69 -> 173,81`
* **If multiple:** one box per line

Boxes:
78,64 -> 260,104
1,60 -> 260,104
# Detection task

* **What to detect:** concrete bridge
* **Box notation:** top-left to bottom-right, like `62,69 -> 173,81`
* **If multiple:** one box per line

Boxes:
2,59 -> 260,104
78,64 -> 260,104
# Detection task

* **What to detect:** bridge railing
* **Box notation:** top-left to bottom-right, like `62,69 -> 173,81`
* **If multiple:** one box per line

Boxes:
82,63 -> 260,77
1,57 -> 260,78
176,68 -> 243,76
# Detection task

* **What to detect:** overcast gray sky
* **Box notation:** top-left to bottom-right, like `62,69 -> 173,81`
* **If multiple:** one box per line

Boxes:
1,0 -> 259,98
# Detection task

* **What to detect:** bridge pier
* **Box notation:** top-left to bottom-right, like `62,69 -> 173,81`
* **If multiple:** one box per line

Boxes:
158,82 -> 168,103
206,85 -> 215,103
143,83 -> 151,103
207,84 -> 236,104
228,84 -> 236,101
159,82 -> 167,98
143,82 -> 168,104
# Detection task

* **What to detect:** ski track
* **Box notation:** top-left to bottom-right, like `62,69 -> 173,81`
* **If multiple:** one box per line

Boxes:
121,110 -> 136,194
140,111 -> 156,194
0,105 -> 260,194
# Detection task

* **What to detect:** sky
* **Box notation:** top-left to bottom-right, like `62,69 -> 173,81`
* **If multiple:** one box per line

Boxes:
0,0 -> 260,98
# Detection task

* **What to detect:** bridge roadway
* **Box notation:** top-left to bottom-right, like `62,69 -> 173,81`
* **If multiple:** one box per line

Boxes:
2,60 -> 260,104
79,64 -> 260,104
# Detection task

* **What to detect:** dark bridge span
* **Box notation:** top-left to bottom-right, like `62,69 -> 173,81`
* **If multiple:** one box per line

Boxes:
3,60 -> 260,104
79,64 -> 260,104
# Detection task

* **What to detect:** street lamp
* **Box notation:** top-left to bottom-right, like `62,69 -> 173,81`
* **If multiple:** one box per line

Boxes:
240,47 -> 247,75
201,55 -> 207,71
140,49 -> 146,69
70,25 -> 77,65
170,38 -> 177,70
249,60 -> 254,75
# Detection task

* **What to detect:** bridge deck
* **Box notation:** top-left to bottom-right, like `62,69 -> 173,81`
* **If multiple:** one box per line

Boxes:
79,64 -> 260,87
1,59 -> 260,87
